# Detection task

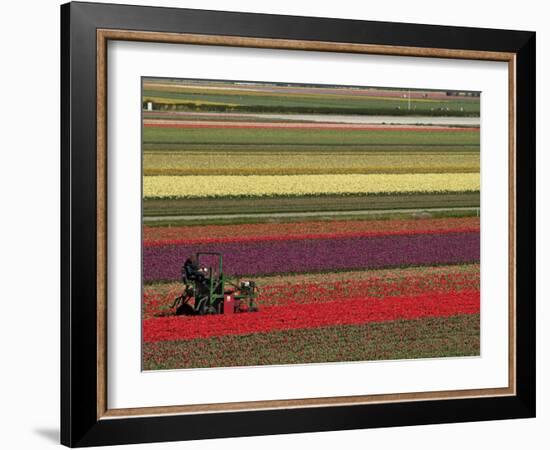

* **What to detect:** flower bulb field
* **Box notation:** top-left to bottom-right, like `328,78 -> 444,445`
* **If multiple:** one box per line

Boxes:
141,78 -> 481,370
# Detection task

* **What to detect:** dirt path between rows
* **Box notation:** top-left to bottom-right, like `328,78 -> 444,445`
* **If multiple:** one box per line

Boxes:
144,111 -> 480,126
143,206 -> 479,222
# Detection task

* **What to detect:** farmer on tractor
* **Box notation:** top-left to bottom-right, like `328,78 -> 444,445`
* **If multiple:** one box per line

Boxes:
182,254 -> 207,287
173,252 -> 259,316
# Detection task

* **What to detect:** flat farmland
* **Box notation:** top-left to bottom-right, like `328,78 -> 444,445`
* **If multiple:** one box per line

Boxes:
143,125 -> 480,146
143,192 -> 480,216
142,80 -> 480,116
142,112 -> 479,217
143,142 -> 479,153
143,315 -> 480,369
141,78 -> 481,370
144,152 -> 479,176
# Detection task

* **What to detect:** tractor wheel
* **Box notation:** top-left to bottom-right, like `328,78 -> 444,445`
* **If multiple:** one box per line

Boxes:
195,298 -> 208,315
205,305 -> 218,315
175,303 -> 195,316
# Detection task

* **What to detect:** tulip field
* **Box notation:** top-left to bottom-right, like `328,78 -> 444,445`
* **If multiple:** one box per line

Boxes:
141,78 -> 481,370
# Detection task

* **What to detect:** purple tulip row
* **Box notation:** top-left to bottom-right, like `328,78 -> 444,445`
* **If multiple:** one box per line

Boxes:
142,232 -> 479,282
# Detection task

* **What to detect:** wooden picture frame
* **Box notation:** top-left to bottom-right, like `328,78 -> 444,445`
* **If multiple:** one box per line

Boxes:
61,1 -> 535,447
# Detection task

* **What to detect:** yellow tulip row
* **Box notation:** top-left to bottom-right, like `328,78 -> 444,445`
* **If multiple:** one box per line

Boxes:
143,173 -> 480,198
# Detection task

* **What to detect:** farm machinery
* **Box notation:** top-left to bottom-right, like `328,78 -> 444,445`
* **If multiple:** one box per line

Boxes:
172,252 -> 259,316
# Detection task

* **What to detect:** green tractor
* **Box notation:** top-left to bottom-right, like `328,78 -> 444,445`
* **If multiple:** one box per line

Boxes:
172,252 -> 259,316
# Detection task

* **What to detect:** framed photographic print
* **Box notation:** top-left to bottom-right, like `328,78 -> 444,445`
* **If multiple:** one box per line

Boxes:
61,1 -> 536,447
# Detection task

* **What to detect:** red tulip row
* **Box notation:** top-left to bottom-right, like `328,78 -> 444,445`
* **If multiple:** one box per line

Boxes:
257,272 -> 479,307
142,290 -> 480,342
143,217 -> 480,247
142,314 -> 481,370
142,265 -> 479,319
144,120 -> 479,132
